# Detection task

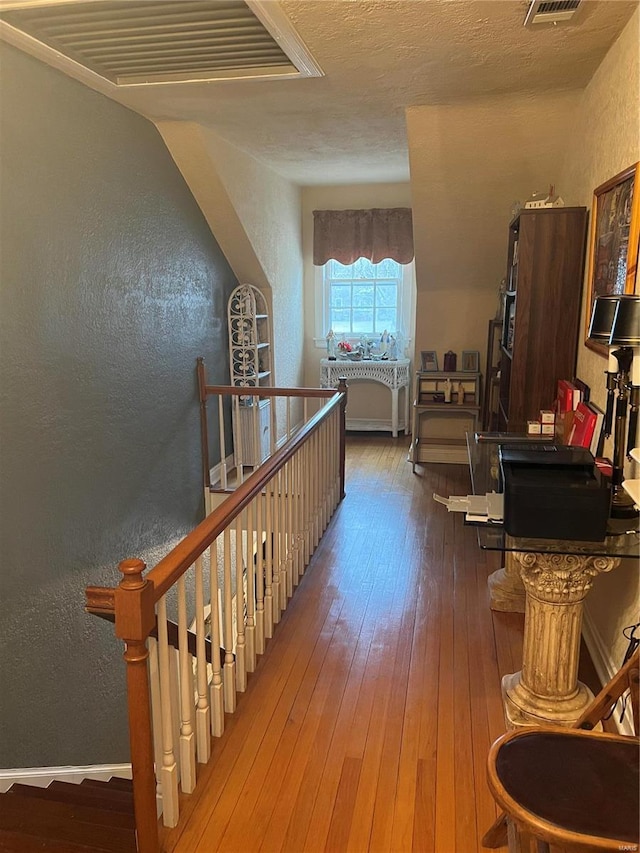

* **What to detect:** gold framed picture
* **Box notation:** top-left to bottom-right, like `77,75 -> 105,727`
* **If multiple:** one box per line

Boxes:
461,350 -> 480,372
585,162 -> 640,356
421,350 -> 438,372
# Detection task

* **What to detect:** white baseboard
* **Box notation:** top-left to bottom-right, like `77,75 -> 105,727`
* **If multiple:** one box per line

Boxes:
0,763 -> 132,794
582,609 -> 634,735
346,418 -> 408,434
209,452 -> 235,487
415,445 -> 468,464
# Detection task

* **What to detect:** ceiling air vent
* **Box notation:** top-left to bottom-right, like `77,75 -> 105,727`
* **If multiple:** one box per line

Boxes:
0,0 -> 322,86
524,0 -> 582,26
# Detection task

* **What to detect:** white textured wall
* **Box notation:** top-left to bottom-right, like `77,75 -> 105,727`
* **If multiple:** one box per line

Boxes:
301,183 -> 413,425
406,91 -> 582,373
558,8 -> 640,673
157,121 -> 304,392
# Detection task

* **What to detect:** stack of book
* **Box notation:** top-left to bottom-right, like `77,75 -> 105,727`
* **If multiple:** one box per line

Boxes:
567,400 -> 605,457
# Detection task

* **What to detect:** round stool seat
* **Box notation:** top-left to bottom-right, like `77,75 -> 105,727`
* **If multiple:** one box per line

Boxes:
494,729 -> 639,847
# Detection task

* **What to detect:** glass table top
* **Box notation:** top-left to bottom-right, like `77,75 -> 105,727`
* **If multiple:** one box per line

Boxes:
466,432 -> 640,558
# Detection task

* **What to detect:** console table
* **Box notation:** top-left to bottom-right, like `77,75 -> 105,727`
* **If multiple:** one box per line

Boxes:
320,358 -> 410,437
467,433 -> 639,729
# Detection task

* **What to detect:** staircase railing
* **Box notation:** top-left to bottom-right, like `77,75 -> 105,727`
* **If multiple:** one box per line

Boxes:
85,370 -> 347,853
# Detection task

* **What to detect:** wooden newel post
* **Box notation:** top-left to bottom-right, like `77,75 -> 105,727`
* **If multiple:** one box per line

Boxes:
338,378 -> 348,500
115,558 -> 159,853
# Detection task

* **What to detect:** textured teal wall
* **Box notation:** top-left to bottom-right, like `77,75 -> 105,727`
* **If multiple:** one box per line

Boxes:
0,43 -> 237,767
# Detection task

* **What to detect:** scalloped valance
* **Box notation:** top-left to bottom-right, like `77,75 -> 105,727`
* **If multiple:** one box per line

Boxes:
313,207 -> 414,266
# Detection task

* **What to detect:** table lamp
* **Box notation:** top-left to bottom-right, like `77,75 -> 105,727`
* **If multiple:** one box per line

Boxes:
588,294 -> 640,518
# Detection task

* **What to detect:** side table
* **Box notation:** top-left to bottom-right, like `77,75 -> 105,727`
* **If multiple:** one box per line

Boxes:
466,433 -> 639,729
320,357 -> 410,437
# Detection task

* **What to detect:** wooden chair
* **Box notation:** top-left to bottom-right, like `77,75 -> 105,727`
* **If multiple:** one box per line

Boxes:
483,649 -> 639,852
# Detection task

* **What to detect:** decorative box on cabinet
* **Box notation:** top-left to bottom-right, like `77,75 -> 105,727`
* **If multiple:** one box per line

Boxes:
227,283 -> 272,467
410,371 -> 481,468
498,207 -> 587,433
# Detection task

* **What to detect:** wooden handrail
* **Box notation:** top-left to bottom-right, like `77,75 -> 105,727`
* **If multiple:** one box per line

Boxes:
149,389 -> 344,602
203,384 -> 337,399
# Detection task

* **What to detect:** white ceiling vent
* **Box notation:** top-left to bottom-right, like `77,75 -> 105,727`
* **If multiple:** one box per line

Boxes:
524,0 -> 582,26
0,0 -> 322,86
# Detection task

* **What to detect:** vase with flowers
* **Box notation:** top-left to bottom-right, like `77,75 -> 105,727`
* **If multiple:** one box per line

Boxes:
337,340 -> 352,359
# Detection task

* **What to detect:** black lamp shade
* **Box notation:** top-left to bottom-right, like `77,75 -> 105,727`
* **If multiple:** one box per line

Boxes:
588,295 -> 620,342
610,295 -> 640,346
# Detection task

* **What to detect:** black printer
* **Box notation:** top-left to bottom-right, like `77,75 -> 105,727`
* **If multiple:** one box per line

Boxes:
499,444 -> 611,541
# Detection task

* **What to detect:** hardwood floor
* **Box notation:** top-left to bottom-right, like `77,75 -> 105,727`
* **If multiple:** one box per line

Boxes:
162,435 -> 571,853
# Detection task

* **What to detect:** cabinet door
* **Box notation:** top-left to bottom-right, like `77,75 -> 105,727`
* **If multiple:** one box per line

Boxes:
235,399 -> 270,467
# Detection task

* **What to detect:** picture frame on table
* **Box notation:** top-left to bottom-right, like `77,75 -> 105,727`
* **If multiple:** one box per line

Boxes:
421,350 -> 438,372
585,162 -> 640,357
461,350 -> 480,372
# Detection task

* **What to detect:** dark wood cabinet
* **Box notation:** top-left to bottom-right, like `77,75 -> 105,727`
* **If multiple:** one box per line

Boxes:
498,207 -> 588,433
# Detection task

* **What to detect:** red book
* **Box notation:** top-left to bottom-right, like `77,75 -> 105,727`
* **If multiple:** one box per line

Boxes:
556,379 -> 582,414
568,402 -> 598,449
556,379 -> 583,442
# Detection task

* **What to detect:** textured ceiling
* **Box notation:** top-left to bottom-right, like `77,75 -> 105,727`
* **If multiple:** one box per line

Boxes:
2,0 -> 638,184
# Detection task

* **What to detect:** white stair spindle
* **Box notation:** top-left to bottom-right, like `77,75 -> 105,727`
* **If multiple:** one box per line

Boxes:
255,489 -> 265,655
271,472 -> 281,622
235,511 -> 247,692
223,527 -> 236,712
284,459 -> 294,598
194,556 -> 211,763
177,576 -> 196,792
208,539 -> 224,737
264,478 -> 274,639
147,638 -> 164,806
245,498 -> 257,672
218,397 -> 228,490
156,596 -> 180,828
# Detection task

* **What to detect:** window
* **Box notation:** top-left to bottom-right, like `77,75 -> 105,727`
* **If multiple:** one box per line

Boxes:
324,257 -> 403,335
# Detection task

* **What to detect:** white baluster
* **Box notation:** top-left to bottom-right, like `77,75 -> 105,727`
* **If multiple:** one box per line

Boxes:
264,481 -> 274,639
194,556 -> 211,763
218,397 -> 227,490
320,420 -> 328,533
245,499 -> 257,672
253,395 -> 261,466
284,459 -> 294,598
177,576 -> 196,792
156,597 -> 179,827
270,395 -> 277,455
271,473 -> 281,623
277,468 -> 287,613
255,491 -> 265,656
169,648 -> 182,785
208,539 -> 224,737
233,397 -> 244,484
223,527 -> 236,712
147,638 -> 164,807
302,439 -> 311,568
235,512 -> 247,692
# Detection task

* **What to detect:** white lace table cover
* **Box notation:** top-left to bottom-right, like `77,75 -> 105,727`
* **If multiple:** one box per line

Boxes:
320,358 -> 411,436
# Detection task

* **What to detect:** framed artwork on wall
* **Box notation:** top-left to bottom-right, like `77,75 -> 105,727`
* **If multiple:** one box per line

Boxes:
421,351 -> 438,372
585,162 -> 640,356
461,351 -> 480,372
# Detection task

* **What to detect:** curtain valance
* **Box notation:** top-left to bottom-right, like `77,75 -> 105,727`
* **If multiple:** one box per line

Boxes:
312,207 -> 414,266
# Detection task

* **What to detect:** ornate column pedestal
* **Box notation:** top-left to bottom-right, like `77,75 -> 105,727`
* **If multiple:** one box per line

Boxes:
502,551 -> 620,729
488,551 -> 526,612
